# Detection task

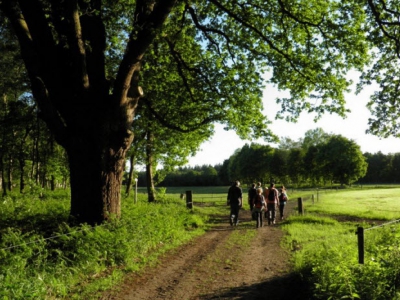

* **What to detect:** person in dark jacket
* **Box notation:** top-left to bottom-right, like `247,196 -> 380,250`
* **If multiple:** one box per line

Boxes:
227,180 -> 243,226
248,183 -> 257,210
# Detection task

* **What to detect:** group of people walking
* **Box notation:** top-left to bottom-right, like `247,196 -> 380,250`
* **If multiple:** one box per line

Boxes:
227,181 -> 289,228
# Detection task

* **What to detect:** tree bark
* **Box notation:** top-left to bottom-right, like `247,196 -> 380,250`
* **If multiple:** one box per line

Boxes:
18,156 -> 25,193
7,155 -> 12,191
145,130 -> 156,202
66,127 -> 133,224
125,154 -> 135,196
0,156 -> 7,196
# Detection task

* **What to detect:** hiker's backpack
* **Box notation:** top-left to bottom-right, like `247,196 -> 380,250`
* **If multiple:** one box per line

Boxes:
279,192 -> 287,202
268,188 -> 276,201
254,194 -> 264,208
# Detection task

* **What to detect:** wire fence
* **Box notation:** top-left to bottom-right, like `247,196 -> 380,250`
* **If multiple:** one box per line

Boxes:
291,189 -> 400,265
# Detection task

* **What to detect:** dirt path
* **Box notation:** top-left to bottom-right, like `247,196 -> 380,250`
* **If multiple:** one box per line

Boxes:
101,201 -> 308,300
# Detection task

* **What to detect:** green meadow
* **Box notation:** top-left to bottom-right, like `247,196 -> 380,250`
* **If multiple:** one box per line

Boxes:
283,187 -> 400,300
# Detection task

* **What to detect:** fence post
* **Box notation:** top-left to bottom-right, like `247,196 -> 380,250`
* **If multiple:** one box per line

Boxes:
298,197 -> 304,215
312,194 -> 315,205
356,227 -> 364,264
186,190 -> 193,209
317,188 -> 319,202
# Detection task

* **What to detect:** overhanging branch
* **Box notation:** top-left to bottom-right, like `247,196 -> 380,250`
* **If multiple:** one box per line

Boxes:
141,97 -> 217,133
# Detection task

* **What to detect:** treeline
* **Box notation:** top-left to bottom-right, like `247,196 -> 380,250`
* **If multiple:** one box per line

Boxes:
360,152 -> 400,184
153,129 -> 400,187
156,165 -> 223,186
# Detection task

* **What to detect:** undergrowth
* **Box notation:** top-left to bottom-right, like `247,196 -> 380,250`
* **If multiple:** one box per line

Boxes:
0,190 -> 206,299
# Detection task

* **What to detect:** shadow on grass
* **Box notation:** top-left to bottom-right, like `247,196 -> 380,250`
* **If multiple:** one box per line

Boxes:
0,211 -> 70,237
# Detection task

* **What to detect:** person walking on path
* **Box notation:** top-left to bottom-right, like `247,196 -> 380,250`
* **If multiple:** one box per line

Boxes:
252,187 -> 266,228
248,183 -> 257,210
256,182 -> 263,192
265,183 -> 279,225
278,185 -> 289,220
227,180 -> 243,226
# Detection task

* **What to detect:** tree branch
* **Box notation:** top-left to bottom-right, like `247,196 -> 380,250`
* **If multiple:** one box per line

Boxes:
208,0 -> 311,80
142,97 -> 217,133
368,0 -> 400,58
114,0 -> 177,107
185,4 -> 235,59
65,0 -> 89,89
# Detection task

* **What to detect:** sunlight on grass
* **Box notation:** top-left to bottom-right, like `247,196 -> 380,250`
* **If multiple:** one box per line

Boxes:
301,188 -> 400,221
280,187 -> 400,300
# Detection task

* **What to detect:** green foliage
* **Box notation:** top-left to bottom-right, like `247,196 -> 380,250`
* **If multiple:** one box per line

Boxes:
158,165 -> 223,186
221,133 -> 368,188
317,135 -> 368,185
0,190 -> 206,299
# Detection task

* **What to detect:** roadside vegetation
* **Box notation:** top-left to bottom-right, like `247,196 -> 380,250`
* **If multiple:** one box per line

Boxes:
284,187 -> 400,300
0,189 -> 207,299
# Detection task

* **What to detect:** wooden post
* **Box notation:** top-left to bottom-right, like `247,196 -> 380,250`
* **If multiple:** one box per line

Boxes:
356,227 -> 364,264
312,194 -> 315,205
186,190 -> 193,209
134,178 -> 138,204
298,197 -> 304,215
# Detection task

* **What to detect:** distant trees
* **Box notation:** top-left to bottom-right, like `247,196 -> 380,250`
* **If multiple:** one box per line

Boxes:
317,135 -> 367,186
153,165 -> 222,187
0,22 -> 68,194
219,129 -> 368,187
0,97 -> 69,195
359,152 -> 400,184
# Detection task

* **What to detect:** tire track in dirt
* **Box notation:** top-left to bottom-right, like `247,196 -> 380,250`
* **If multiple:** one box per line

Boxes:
195,215 -> 294,300
102,229 -> 234,299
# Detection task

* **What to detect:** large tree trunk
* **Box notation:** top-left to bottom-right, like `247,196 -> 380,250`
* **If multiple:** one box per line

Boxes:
1,0 -> 175,224
66,130 -> 133,225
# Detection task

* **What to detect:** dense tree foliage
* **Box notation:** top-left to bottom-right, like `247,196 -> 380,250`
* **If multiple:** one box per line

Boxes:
218,132 -> 368,187
143,164 -> 222,187
359,152 -> 400,184
317,135 -> 367,186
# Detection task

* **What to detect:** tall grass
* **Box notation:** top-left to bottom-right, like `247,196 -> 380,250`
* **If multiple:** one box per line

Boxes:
283,188 -> 400,299
0,190 -> 206,299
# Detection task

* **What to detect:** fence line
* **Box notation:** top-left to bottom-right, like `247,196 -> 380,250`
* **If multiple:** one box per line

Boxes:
356,218 -> 400,264
287,190 -> 400,264
364,219 -> 400,231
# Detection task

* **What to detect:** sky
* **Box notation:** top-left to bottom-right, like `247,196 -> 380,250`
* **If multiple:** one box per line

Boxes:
186,75 -> 400,167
